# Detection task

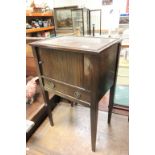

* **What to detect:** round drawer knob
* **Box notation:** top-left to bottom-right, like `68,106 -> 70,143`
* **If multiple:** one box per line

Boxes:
38,60 -> 43,64
74,91 -> 81,99
51,82 -> 55,89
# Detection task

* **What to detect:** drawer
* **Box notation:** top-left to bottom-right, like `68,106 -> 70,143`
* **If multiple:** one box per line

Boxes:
42,78 -> 91,104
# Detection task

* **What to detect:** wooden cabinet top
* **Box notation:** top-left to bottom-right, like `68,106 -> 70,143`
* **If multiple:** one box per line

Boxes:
30,36 -> 121,54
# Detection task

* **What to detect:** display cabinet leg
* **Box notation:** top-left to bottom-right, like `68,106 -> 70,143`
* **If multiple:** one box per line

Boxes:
108,85 -> 115,124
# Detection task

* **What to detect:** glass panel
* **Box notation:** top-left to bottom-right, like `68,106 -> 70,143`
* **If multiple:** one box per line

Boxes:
90,10 -> 101,36
83,9 -> 88,35
114,1 -> 129,107
55,9 -> 73,29
54,6 -> 78,30
114,43 -> 129,107
72,10 -> 83,35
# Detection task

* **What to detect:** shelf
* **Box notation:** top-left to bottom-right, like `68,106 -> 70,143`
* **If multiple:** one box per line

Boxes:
26,11 -> 53,17
26,88 -> 45,121
26,82 -> 60,141
26,36 -> 47,40
26,26 -> 55,33
26,83 -> 57,121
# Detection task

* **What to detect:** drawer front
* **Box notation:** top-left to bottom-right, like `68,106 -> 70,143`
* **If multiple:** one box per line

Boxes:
42,78 -> 91,104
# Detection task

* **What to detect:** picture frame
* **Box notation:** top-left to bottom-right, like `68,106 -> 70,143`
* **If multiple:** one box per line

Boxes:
119,14 -> 129,25
102,0 -> 113,5
54,6 -> 78,30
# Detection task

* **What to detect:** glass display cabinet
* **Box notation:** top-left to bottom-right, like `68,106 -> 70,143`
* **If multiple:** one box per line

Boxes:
89,9 -> 102,36
71,8 -> 90,36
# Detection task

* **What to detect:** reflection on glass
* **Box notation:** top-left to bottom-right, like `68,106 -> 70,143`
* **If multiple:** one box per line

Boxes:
56,10 -> 73,28
54,6 -> 78,30
114,45 -> 129,107
90,10 -> 101,36
71,8 -> 90,36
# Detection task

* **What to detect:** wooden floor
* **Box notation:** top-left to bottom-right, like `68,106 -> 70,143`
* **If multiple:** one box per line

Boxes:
27,102 -> 129,155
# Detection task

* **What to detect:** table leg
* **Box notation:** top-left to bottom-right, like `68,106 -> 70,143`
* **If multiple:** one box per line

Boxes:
44,90 -> 54,126
108,85 -> 115,124
108,43 -> 121,124
90,101 -> 98,152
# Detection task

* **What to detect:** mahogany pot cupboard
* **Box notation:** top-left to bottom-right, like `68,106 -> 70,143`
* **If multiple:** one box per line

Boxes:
30,36 -> 121,151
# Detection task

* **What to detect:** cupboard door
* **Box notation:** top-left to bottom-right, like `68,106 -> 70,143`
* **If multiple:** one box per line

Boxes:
38,48 -> 84,87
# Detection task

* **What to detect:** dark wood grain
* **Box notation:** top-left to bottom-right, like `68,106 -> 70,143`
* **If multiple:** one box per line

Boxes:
98,44 -> 118,96
30,36 -> 121,151
88,55 -> 100,152
108,43 -> 121,124
38,48 -> 84,87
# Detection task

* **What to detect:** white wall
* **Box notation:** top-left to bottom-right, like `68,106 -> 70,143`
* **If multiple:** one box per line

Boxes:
52,0 -> 127,30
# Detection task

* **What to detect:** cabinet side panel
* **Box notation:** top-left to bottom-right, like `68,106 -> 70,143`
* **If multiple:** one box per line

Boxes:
99,43 -> 119,95
38,48 -> 84,87
26,40 -> 38,76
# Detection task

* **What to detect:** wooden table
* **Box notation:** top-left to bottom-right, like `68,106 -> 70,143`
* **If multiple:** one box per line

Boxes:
30,36 -> 121,151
